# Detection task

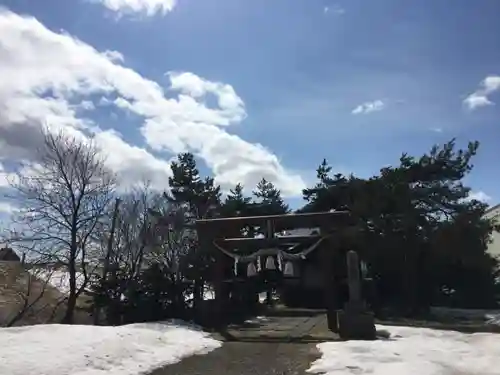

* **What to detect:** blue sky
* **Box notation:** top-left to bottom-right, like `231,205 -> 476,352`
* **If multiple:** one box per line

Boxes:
0,0 -> 499,211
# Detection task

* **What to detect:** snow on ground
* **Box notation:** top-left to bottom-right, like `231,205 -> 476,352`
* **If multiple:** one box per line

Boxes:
486,313 -> 500,325
259,292 -> 267,303
0,320 -> 221,375
244,316 -> 269,324
186,290 -> 268,303
308,325 -> 500,375
430,306 -> 500,326
184,289 -> 215,304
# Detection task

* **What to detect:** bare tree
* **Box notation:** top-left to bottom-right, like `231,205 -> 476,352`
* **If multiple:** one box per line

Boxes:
116,188 -> 195,313
104,184 -> 158,278
103,183 -> 190,280
92,183 -> 162,324
147,202 -> 193,272
89,182 -> 195,324
6,129 -> 116,324
146,198 -> 199,311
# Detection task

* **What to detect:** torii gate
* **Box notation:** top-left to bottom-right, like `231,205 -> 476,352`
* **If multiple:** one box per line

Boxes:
195,211 -> 376,339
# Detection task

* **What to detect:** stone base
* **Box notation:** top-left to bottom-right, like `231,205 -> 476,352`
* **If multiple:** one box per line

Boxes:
337,309 -> 376,340
326,309 -> 339,332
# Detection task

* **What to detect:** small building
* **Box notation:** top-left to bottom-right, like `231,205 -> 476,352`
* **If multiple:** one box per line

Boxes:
484,204 -> 500,258
0,247 -> 21,262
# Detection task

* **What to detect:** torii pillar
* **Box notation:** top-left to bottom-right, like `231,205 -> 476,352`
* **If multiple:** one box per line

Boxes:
319,226 -> 340,332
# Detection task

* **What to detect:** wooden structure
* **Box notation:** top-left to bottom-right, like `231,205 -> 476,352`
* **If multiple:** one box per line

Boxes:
0,247 -> 20,262
196,211 -> 375,337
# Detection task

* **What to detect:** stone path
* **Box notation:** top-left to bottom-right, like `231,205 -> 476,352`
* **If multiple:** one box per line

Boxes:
150,342 -> 320,375
218,309 -> 338,342
150,309 -> 337,375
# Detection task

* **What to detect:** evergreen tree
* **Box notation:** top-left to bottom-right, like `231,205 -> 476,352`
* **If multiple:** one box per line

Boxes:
219,183 -> 259,241
300,140 -> 499,311
166,152 -> 222,312
220,183 -> 253,217
253,178 -> 290,216
302,159 -> 351,213
252,178 -> 289,305
167,153 -> 221,220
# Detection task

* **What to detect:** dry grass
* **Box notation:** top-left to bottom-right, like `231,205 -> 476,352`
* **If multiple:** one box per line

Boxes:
0,261 -> 92,327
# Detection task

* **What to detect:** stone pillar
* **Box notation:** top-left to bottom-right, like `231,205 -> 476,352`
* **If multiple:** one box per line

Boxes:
264,219 -> 275,306
198,226 -> 226,328
213,245 -> 228,326
319,228 -> 338,332
345,250 -> 363,310
337,249 -> 376,340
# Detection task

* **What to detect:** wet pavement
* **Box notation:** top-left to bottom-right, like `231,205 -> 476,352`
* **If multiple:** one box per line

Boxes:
149,308 -> 336,375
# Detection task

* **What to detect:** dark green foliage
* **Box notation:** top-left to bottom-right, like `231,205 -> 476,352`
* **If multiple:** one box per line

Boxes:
301,139 -> 499,312
168,152 -> 221,220
220,183 -> 253,217
92,152 -> 221,325
92,264 -> 191,325
253,178 -> 290,216
166,153 -> 222,314
93,141 -> 500,326
220,183 -> 257,239
252,178 -> 289,304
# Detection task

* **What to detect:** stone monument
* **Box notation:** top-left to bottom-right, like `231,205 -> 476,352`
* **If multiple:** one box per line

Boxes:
337,250 -> 376,340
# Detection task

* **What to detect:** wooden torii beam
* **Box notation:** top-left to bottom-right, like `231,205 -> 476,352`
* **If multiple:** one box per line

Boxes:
195,211 -> 355,330
195,210 -> 354,233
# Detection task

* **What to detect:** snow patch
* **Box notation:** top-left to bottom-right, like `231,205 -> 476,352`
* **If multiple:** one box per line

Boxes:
259,292 -> 268,303
430,306 -> 500,326
308,324 -> 500,375
0,320 -> 222,375
244,316 -> 269,324
486,313 -> 500,325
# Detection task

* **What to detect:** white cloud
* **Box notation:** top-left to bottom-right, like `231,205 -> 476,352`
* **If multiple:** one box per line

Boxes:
484,76 -> 500,92
324,4 -> 345,15
0,10 -> 305,197
464,75 -> 500,110
352,100 -> 385,115
463,93 -> 493,110
102,49 -> 124,63
90,0 -> 177,17
466,191 -> 492,203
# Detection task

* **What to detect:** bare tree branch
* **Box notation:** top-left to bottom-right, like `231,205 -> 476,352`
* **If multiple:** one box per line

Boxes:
2,261 -> 66,327
5,128 -> 116,324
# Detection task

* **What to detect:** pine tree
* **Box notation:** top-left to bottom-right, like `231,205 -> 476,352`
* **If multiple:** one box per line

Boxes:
301,158 -> 350,213
167,153 -> 221,220
166,152 -> 222,312
252,178 -> 289,305
253,178 -> 289,216
299,140 -> 499,311
221,183 -> 253,217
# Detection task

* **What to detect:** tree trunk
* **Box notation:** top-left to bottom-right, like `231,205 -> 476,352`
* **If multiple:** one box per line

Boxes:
63,252 -> 77,324
94,198 -> 121,325
6,300 -> 30,327
63,291 -> 77,324
63,227 -> 78,324
193,278 -> 203,313
266,290 -> 272,306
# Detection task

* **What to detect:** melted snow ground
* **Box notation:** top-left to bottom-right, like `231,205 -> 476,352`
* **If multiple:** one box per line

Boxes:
308,324 -> 500,375
0,320 -> 221,375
